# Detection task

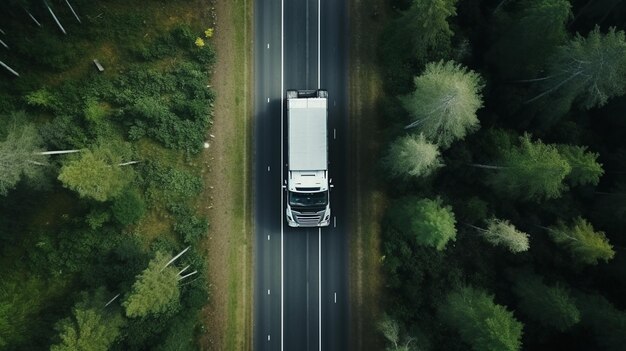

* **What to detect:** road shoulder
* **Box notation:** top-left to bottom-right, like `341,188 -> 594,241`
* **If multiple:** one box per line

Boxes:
199,0 -> 253,349
348,0 -> 387,349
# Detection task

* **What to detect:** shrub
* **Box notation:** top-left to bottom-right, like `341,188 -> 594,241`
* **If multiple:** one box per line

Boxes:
111,188 -> 146,225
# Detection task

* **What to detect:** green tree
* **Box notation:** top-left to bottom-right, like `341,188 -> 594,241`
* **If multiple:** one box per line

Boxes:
407,0 -> 458,49
402,61 -> 484,148
472,134 -> 571,201
439,286 -> 523,351
547,217 -> 614,265
378,314 -> 419,351
388,197 -> 457,250
488,0 -> 571,78
471,218 -> 530,253
58,146 -> 134,201
529,26 -> 626,109
576,293 -> 626,351
0,122 -> 47,195
382,133 -> 443,179
51,307 -> 123,351
512,271 -> 580,331
50,289 -> 124,351
123,251 -> 181,318
557,145 -> 604,186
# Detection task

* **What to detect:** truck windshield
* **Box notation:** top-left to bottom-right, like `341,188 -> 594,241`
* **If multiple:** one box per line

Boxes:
289,191 -> 328,207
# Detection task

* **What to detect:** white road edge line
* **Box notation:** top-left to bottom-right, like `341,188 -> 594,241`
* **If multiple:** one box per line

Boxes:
281,0 -> 285,349
334,292 -> 337,303
319,227 -> 322,351
318,0 -> 321,89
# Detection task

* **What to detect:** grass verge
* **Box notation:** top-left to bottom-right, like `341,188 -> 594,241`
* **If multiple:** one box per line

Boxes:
349,0 -> 388,349
198,0 -> 252,349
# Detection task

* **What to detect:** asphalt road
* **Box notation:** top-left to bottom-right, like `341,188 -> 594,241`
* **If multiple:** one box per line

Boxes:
253,0 -> 349,350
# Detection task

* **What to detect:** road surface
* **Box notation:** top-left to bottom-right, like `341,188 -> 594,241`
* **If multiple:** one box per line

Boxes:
253,0 -> 349,350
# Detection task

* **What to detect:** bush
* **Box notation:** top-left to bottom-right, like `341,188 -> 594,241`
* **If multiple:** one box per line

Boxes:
169,204 -> 208,244
111,188 -> 146,225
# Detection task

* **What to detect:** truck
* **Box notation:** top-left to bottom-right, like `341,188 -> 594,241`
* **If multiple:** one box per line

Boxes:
285,89 -> 331,227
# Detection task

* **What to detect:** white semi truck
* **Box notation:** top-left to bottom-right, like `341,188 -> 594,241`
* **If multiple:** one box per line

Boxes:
285,89 -> 331,227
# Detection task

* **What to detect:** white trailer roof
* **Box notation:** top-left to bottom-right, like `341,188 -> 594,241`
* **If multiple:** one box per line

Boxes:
288,97 -> 327,171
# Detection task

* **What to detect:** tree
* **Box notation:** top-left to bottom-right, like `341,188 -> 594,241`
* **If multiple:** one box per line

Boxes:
547,217 -> 614,265
406,0 -> 458,49
58,146 -> 134,201
51,308 -> 123,351
488,0 -> 571,78
557,145 -> 604,186
576,292 -> 626,351
387,197 -> 457,250
50,288 -> 124,351
402,61 -> 484,148
382,133 -> 443,179
472,218 -> 530,253
378,314 -> 419,351
123,251 -> 181,318
472,134 -> 571,201
438,286 -> 523,351
529,26 -> 626,110
0,122 -> 47,195
512,271 -> 580,331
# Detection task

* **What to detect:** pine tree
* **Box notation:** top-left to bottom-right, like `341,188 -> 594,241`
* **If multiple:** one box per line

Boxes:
557,144 -> 604,186
547,217 -> 614,265
512,271 -> 580,331
438,286 -> 523,351
576,292 -> 626,351
472,134 -> 571,201
488,0 -> 571,78
402,60 -> 484,148
382,133 -> 443,179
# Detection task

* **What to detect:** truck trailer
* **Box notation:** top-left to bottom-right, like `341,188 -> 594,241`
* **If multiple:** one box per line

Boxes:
285,89 -> 331,227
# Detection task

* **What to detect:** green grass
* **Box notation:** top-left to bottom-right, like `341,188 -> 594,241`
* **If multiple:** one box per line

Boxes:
222,0 -> 252,349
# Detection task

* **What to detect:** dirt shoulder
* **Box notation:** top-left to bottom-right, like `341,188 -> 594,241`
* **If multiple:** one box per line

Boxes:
199,0 -> 252,350
349,0 -> 388,350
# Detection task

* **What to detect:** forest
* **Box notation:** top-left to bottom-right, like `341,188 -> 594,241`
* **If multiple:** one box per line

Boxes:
376,0 -> 626,350
0,0 -> 215,350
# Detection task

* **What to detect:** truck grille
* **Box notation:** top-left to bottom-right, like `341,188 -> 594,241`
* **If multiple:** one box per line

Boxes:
292,209 -> 325,226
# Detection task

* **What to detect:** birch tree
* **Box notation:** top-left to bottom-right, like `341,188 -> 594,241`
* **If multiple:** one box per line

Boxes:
529,26 -> 626,109
382,133 -> 443,179
547,217 -> 614,265
123,251 -> 181,318
471,218 -> 530,253
0,123 -> 46,195
58,146 -> 134,201
402,61 -> 484,148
